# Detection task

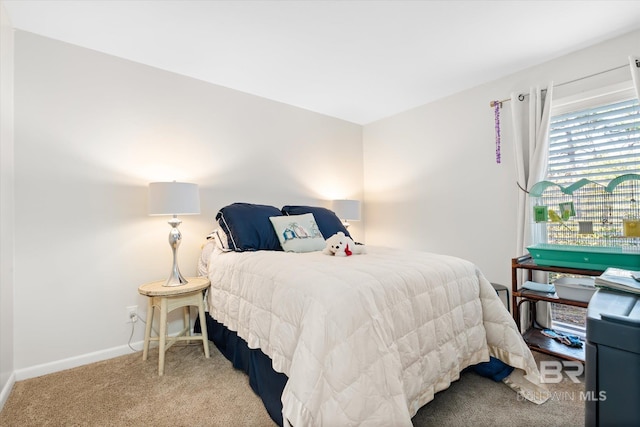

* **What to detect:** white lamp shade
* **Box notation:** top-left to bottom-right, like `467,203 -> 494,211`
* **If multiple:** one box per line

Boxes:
331,199 -> 361,221
148,182 -> 201,216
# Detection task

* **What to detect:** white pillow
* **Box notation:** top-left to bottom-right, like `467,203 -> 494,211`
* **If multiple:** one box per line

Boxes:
210,228 -> 232,252
198,238 -> 216,277
269,213 -> 326,253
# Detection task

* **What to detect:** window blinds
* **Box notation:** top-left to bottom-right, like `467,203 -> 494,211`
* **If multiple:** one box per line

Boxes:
547,97 -> 640,184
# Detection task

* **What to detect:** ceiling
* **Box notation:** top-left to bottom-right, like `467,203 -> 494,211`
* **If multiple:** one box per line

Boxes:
4,0 -> 640,124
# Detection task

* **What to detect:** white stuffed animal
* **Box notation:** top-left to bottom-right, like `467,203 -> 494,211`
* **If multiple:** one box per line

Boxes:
323,232 -> 366,257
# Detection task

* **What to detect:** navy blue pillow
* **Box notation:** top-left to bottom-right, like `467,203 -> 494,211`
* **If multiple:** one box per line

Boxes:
216,203 -> 283,251
281,205 -> 351,239
473,357 -> 514,382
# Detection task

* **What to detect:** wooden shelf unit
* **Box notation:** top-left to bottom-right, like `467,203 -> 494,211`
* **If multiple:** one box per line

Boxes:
511,255 -> 604,362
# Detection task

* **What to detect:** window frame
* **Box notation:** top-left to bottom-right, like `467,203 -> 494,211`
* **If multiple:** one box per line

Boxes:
551,81 -> 636,117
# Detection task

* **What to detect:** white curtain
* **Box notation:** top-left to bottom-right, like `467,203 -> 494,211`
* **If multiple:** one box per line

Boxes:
630,56 -> 640,100
511,83 -> 553,330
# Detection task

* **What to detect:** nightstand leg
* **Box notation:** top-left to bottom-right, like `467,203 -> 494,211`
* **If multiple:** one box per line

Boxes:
158,297 -> 168,376
183,306 -> 191,344
142,298 -> 154,361
198,298 -> 210,358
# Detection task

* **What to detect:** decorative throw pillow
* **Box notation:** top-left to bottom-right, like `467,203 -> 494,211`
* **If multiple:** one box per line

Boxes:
216,203 -> 283,251
281,205 -> 351,239
269,213 -> 326,253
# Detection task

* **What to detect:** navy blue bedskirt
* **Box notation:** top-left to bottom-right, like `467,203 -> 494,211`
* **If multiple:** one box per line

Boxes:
195,313 -> 287,426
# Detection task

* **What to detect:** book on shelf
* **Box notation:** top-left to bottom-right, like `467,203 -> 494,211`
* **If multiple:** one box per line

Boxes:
594,267 -> 640,295
523,280 -> 556,293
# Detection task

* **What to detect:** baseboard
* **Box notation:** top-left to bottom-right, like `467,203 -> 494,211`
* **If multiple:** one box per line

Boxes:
14,340 -> 145,382
0,371 -> 16,412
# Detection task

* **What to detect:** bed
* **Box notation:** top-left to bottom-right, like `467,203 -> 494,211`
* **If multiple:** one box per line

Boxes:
197,203 -> 546,426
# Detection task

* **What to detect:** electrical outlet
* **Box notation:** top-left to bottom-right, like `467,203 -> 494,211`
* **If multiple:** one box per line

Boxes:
126,305 -> 138,323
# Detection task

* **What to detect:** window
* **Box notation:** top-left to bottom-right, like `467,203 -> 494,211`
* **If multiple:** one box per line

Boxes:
544,84 -> 640,336
540,86 -> 640,247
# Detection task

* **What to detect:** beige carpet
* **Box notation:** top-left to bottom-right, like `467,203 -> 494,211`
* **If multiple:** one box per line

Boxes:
1,342 -> 584,426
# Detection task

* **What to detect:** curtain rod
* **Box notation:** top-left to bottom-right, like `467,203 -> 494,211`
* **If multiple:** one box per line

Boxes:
489,62 -> 631,108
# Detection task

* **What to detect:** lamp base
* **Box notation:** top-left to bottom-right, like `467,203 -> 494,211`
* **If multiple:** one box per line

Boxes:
162,217 -> 189,287
163,274 -> 189,287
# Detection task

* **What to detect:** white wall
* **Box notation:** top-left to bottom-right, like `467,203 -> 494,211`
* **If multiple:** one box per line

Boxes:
13,31 -> 363,375
363,30 -> 640,289
0,0 -> 15,407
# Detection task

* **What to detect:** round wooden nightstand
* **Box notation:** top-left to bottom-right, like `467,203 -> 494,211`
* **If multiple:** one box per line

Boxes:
138,277 -> 211,375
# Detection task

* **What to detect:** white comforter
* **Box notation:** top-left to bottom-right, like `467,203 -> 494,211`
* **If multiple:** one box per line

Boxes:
207,246 -> 543,426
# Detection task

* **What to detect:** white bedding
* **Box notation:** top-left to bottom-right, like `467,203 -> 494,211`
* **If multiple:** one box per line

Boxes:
206,246 -> 545,426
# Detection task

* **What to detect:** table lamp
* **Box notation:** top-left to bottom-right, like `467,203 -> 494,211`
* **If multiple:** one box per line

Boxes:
331,199 -> 361,228
148,181 -> 200,286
